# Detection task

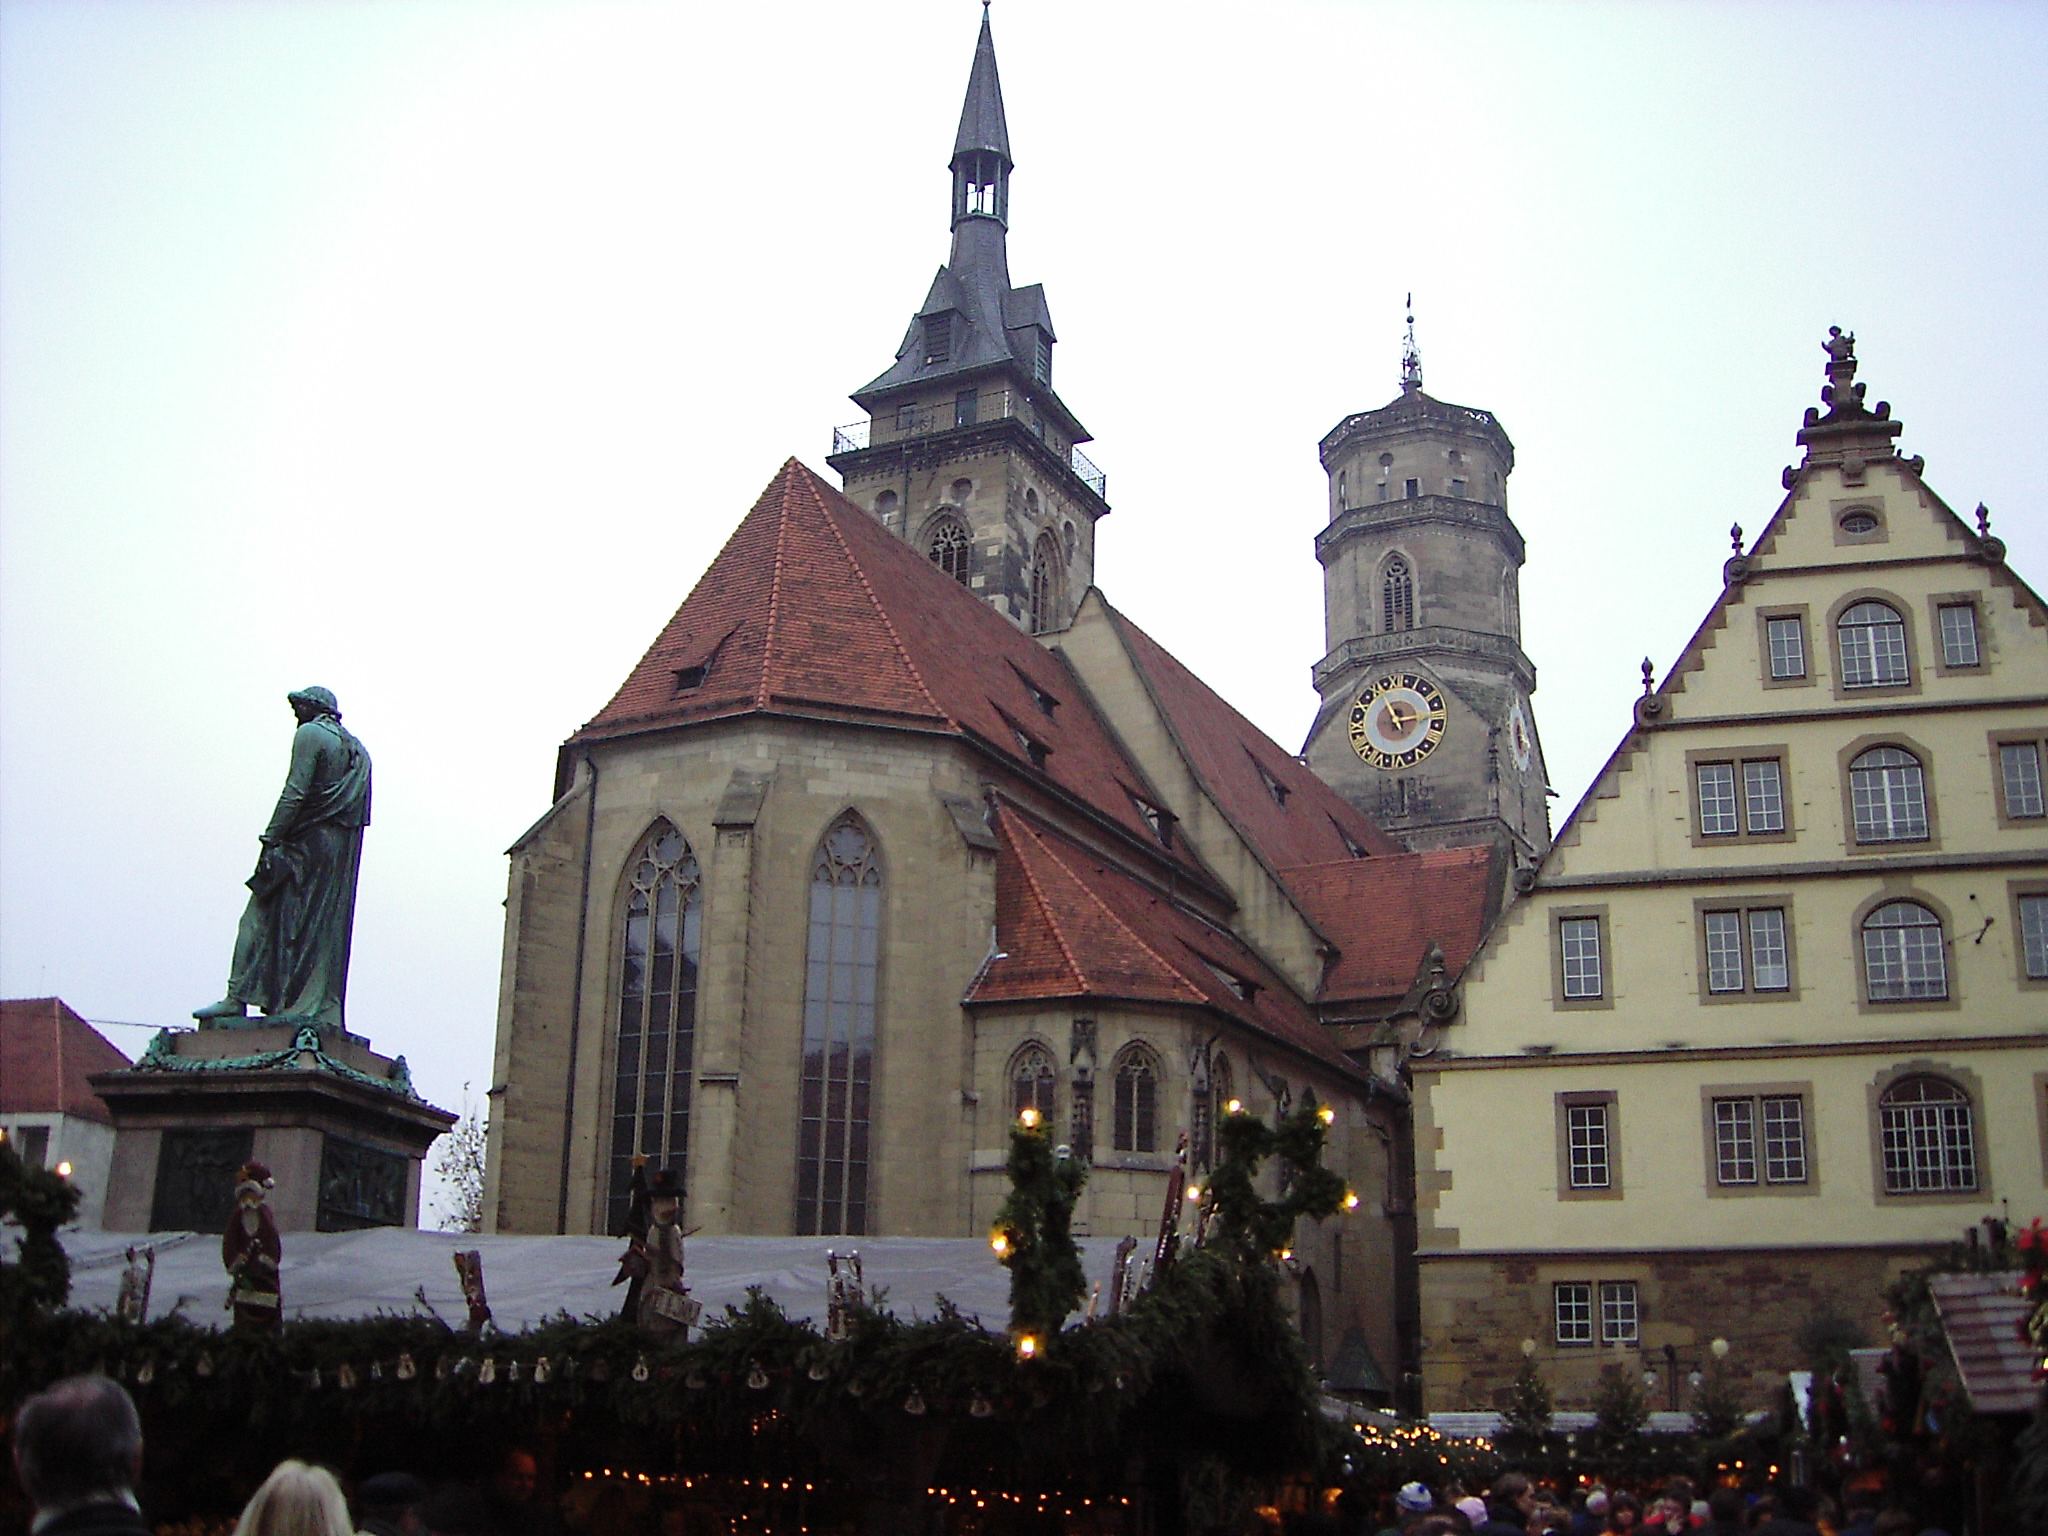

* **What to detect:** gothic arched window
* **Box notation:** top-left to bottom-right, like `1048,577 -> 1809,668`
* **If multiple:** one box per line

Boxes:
927,516 -> 971,586
796,814 -> 882,1235
1029,532 -> 1063,634
1877,1075 -> 1976,1192
608,821 -> 703,1236
1112,1044 -> 1159,1154
1010,1042 -> 1056,1122
1861,899 -> 1948,1002
1192,1050 -> 1234,1170
1382,556 -> 1415,633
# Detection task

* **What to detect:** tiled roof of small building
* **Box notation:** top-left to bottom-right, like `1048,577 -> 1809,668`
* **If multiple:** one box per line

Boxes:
1101,604 -> 1400,870
0,996 -> 129,1125
970,808 -> 1359,1077
574,460 -> 1203,872
1281,846 -> 1500,1005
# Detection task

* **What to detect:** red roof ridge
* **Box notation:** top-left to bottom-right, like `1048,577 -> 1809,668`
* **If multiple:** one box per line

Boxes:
755,459 -> 802,710
798,467 -> 954,728
1009,811 -> 1204,1003
1282,844 -> 1491,877
999,810 -> 1091,992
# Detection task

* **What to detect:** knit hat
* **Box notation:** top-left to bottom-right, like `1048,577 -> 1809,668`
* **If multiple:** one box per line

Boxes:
1455,1497 -> 1488,1526
1585,1489 -> 1610,1514
1395,1482 -> 1433,1514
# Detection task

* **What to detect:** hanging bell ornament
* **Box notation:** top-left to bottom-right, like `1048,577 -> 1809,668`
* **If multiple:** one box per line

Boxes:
479,1357 -> 498,1386
747,1364 -> 770,1391
533,1356 -> 552,1384
969,1395 -> 993,1419
807,1360 -> 829,1382
632,1355 -> 651,1383
136,1362 -> 155,1385
396,1353 -> 417,1381
508,1359 -> 523,1383
195,1353 -> 214,1378
338,1363 -> 358,1391
903,1389 -> 926,1416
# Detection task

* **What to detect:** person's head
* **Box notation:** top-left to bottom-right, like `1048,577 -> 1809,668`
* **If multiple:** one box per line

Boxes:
236,1162 -> 274,1211
1454,1497 -> 1487,1529
1396,1483 -> 1435,1519
232,1460 -> 352,1536
1584,1490 -> 1610,1520
356,1472 -> 427,1536
1605,1492 -> 1640,1530
287,688 -> 339,724
492,1450 -> 538,1504
1492,1472 -> 1534,1515
1706,1488 -> 1741,1526
12,1375 -> 143,1511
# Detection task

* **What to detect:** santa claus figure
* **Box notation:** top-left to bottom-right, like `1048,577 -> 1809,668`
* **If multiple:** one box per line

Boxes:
223,1162 -> 282,1331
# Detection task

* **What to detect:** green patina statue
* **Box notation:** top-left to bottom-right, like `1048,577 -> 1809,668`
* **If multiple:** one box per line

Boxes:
194,687 -> 372,1030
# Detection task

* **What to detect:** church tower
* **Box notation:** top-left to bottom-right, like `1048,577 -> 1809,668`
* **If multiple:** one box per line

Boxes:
1301,316 -> 1551,862
827,10 -> 1108,635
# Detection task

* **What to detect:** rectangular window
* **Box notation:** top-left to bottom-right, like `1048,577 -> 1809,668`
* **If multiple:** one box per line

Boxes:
1404,478 -> 1420,498
1599,1281 -> 1640,1345
1704,911 -> 1746,993
1766,615 -> 1808,680
1554,1282 -> 1594,1346
1714,1097 -> 1758,1183
2002,742 -> 2045,819
1376,482 -> 1389,503
895,403 -> 921,432
1567,1103 -> 1611,1188
2021,894 -> 2048,980
14,1123 -> 50,1169
1560,917 -> 1604,1000
1762,1095 -> 1808,1183
1743,759 -> 1786,833
1449,477 -> 1467,498
954,389 -> 978,427
1697,763 -> 1739,836
1938,603 -> 1981,668
1749,908 -> 1790,991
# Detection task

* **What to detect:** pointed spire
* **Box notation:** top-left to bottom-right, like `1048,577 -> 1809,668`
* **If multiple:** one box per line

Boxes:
1400,294 -> 1424,394
953,5 -> 1011,165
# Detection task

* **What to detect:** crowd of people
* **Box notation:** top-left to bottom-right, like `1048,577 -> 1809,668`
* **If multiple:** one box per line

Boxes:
1368,1472 -> 1950,1536
10,1377 -> 559,1536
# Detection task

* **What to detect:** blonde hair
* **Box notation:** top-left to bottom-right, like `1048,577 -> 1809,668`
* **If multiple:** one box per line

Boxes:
232,1460 -> 353,1536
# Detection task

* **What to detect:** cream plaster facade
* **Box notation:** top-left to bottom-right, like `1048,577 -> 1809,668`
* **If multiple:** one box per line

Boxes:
1410,346 -> 2048,1411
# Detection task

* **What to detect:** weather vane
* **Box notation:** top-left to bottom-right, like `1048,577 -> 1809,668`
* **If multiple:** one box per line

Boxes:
1400,293 -> 1423,393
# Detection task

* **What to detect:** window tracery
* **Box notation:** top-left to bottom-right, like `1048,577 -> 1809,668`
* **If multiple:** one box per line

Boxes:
795,814 -> 882,1235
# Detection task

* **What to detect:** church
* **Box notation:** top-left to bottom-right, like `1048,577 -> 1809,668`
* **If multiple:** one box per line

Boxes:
481,13 -> 1539,1406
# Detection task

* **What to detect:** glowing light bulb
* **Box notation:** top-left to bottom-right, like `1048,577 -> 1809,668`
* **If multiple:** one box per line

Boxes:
1316,1105 -> 1335,1125
1342,1190 -> 1360,1211
1226,1098 -> 1243,1115
1184,1185 -> 1201,1202
1019,1107 -> 1041,1129
54,1161 -> 72,1178
990,1231 -> 1010,1256
1016,1334 -> 1039,1360
1711,1336 -> 1730,1359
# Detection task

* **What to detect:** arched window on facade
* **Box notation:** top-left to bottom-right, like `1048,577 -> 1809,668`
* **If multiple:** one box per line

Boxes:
1861,899 -> 1948,1002
1837,600 -> 1910,688
1010,1042 -> 1056,1122
1382,556 -> 1415,633
795,814 -> 882,1236
1112,1044 -> 1159,1154
1298,1267 -> 1324,1371
926,516 -> 971,586
607,822 -> 703,1236
1029,532 -> 1062,635
1878,1075 -> 1977,1192
1849,746 -> 1929,843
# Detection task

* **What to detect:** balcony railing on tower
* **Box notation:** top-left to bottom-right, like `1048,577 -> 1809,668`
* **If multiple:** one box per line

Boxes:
831,387 -> 1107,502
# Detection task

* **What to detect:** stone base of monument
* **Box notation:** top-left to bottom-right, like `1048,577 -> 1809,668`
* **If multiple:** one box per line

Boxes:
92,1024 -> 456,1236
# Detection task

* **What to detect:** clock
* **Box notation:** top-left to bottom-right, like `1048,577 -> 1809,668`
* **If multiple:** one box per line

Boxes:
1506,696 -> 1535,775
1347,672 -> 1450,769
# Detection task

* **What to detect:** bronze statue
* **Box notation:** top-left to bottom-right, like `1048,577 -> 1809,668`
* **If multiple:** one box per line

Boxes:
195,688 -> 372,1029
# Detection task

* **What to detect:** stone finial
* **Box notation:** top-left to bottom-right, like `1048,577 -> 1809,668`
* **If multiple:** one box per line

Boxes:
1822,325 -> 1860,409
1729,523 -> 1743,554
1976,502 -> 1992,536
1640,657 -> 1655,696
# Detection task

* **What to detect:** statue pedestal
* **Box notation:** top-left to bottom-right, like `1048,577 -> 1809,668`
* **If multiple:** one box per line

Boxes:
92,1026 -> 455,1235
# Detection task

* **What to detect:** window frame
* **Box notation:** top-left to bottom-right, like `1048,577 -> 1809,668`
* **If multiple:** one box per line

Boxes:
1553,1281 -> 1595,1347
1598,1281 -> 1640,1347
1699,1082 -> 1817,1199
1685,747 -> 1795,846
1008,1040 -> 1058,1124
1554,1090 -> 1622,1201
1110,1042 -> 1162,1157
1827,589 -> 1920,701
1867,1063 -> 1990,1203
2009,880 -> 2048,991
1691,895 -> 1798,1003
1756,605 -> 1815,690
1852,891 -> 1957,1013
1549,906 -> 1612,1011
1830,498 -> 1890,548
1927,593 -> 1987,674
1381,554 -> 1416,634
1837,733 -> 1941,855
1991,731 -> 2048,829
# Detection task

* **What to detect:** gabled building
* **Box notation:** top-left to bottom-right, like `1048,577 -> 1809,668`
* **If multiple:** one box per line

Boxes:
1410,333 -> 2048,1410
0,996 -> 129,1228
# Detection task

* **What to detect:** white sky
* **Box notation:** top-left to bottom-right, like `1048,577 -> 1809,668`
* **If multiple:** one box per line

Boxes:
4,0 -> 2044,1132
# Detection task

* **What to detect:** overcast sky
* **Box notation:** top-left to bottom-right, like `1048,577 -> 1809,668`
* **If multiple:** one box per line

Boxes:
4,0 -> 2044,1151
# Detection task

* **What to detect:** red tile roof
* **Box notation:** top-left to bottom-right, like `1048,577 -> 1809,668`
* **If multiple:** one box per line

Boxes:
970,808 -> 1359,1077
0,997 -> 130,1124
1281,846 -> 1500,1005
1101,605 -> 1401,869
575,460 -> 1205,872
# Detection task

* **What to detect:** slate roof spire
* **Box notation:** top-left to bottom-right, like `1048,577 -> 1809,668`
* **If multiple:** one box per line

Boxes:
953,5 -> 1012,174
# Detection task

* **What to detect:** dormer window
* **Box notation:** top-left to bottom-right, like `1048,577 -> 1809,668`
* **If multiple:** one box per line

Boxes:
1254,757 -> 1290,808
1009,665 -> 1059,720
1033,331 -> 1052,385
672,664 -> 707,693
923,313 -> 954,365
1128,792 -> 1174,847
1200,957 -> 1258,1005
1331,817 -> 1369,859
1013,725 -> 1049,770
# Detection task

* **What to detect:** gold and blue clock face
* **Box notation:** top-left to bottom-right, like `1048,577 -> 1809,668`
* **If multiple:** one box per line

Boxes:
1348,672 -> 1449,770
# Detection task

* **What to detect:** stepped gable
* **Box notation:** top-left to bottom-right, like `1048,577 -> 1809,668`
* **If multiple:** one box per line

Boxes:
1,996 -> 128,1123
1281,846 -> 1499,1005
971,809 -> 1359,1077
1102,604 -> 1399,868
575,461 -> 1199,868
